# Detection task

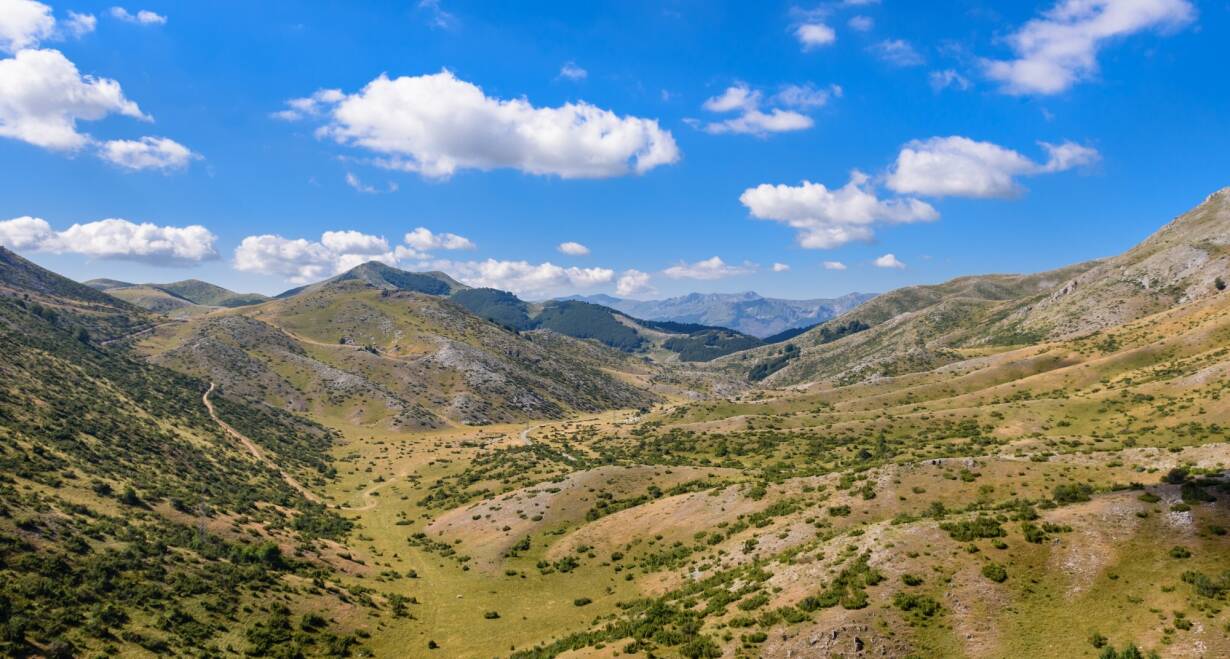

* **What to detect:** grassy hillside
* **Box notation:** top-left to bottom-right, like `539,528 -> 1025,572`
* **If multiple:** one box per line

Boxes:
0,249 -> 377,657
157,279 -> 270,307
140,279 -> 661,428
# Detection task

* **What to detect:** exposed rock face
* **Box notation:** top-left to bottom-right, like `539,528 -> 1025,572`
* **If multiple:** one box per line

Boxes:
730,187 -> 1230,387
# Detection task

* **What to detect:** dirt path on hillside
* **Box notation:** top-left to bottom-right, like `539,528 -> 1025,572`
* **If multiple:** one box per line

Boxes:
100,320 -> 183,346
204,383 -> 324,503
204,383 -> 404,512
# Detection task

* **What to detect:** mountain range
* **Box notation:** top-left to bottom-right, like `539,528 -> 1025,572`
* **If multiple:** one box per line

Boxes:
563,290 -> 875,337
3,187 -> 1230,657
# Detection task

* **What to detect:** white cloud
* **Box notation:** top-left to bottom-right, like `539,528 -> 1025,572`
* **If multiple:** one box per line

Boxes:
345,172 -> 376,193
109,7 -> 166,25
848,15 -> 873,31
740,171 -> 937,249
281,69 -> 679,179
271,88 -> 343,121
64,11 -> 96,37
234,227 -> 475,283
983,0 -> 1194,95
0,0 -> 54,53
772,262 -> 790,272
0,216 -> 217,264
234,235 -> 339,284
403,227 -> 475,251
874,253 -> 905,269
0,215 -> 53,249
615,269 -> 653,297
773,83 -> 842,108
869,39 -> 923,66
344,171 -> 396,194
559,61 -> 587,81
557,241 -> 589,256
99,136 -> 197,170
795,23 -> 836,50
663,256 -> 755,280
0,48 -> 147,150
320,230 -> 390,255
886,136 -> 1099,198
823,260 -> 847,271
929,69 -> 970,92
698,82 -> 838,136
438,259 -> 614,298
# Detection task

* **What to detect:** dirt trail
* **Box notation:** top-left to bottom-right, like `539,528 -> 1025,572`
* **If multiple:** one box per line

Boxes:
203,382 -> 324,504
204,383 -> 402,511
100,320 -> 183,346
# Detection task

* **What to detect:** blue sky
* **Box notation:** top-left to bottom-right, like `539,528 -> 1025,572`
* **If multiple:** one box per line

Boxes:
1,0 -> 1227,300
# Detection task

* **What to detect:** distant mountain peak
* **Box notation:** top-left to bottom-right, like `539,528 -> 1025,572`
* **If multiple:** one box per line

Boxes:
567,289 -> 874,337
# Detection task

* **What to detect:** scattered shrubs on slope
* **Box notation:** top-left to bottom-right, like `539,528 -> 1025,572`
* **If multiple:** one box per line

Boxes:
748,344 -> 799,382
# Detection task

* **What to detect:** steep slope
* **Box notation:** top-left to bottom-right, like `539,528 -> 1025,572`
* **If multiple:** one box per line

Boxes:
730,261 -> 1097,385
1012,186 -> 1230,338
569,290 -> 875,337
141,278 -> 659,428
748,188 -> 1230,387
0,249 -> 369,657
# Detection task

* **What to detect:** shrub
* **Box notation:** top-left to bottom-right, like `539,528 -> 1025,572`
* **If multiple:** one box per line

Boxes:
982,563 -> 1008,583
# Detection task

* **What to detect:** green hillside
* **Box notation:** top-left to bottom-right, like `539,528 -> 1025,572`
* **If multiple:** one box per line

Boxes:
0,249 -> 371,657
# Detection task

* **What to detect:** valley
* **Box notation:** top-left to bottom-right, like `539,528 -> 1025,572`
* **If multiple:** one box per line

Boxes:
2,190 -> 1229,658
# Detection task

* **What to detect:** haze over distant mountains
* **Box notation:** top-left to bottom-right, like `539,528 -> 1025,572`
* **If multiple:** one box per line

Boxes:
563,291 -> 875,337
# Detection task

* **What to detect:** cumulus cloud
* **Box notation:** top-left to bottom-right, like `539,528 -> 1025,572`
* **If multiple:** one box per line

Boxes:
0,0 -> 54,53
615,269 -> 653,297
885,136 -> 1099,198
279,69 -> 679,179
64,11 -> 95,37
0,48 -> 146,150
234,227 -> 474,283
558,61 -> 587,81
557,241 -> 589,256
0,216 -> 217,264
403,227 -> 475,252
772,262 -> 790,272
740,171 -> 937,249
869,39 -> 924,66
99,136 -> 197,170
823,260 -> 847,270
109,7 -> 166,25
438,259 -> 614,298
663,256 -> 755,280
233,235 -> 337,284
983,0 -> 1194,95
874,253 -> 905,269
698,82 -> 839,136
795,23 -> 836,50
